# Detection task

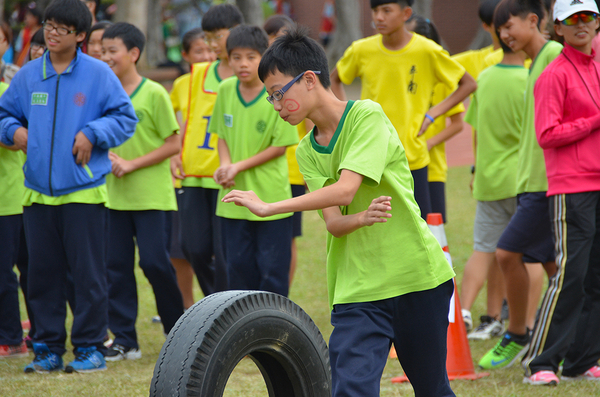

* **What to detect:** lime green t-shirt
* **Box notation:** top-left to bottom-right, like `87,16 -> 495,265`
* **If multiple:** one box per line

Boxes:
296,100 -> 455,309
210,77 -> 299,221
23,185 -> 108,206
0,82 -> 26,216
517,40 -> 563,194
465,64 -> 527,201
107,78 -> 179,211
182,60 -> 222,189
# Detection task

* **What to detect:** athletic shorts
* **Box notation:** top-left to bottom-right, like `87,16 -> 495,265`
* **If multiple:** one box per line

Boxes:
473,197 -> 517,253
496,192 -> 555,264
291,184 -> 305,238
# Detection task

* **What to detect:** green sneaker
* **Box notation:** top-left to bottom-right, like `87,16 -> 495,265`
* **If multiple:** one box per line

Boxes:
478,332 -> 529,370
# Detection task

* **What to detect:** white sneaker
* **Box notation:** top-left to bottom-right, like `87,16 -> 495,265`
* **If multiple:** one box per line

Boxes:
468,315 -> 505,340
462,309 -> 473,331
105,344 -> 142,362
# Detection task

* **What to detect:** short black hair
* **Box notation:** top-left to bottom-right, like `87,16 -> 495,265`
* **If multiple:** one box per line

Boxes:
408,15 -> 441,45
226,25 -> 269,56
30,28 -> 45,47
493,0 -> 544,29
90,21 -> 111,36
258,26 -> 331,88
263,14 -> 295,36
102,22 -> 146,63
479,0 -> 502,25
201,4 -> 244,32
182,27 -> 205,53
370,0 -> 414,9
44,0 -> 92,38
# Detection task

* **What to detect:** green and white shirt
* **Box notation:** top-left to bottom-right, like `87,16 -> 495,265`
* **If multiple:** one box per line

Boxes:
107,78 -> 179,211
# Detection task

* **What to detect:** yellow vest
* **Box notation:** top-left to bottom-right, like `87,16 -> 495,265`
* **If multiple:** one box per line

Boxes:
181,62 -> 220,178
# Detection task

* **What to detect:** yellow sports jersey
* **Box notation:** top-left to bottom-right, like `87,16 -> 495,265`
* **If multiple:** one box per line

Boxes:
181,61 -> 221,188
452,45 -> 495,81
170,73 -> 191,124
286,120 -> 309,186
170,73 -> 191,189
336,33 -> 465,170
423,84 -> 465,183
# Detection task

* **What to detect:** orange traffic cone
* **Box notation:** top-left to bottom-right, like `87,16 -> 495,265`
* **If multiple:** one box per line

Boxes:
391,213 -> 489,383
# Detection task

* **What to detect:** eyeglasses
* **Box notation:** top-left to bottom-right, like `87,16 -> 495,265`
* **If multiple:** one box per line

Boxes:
31,44 -> 45,52
43,22 -> 77,36
561,12 -> 598,26
266,71 -> 321,105
203,30 -> 229,44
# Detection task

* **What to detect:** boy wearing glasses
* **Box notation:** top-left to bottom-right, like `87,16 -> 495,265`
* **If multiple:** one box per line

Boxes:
171,4 -> 243,297
222,28 -> 456,397
521,0 -> 600,385
0,0 -> 136,373
209,25 -> 298,297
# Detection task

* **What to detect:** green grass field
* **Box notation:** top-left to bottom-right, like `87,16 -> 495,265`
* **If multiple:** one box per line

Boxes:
2,165 -> 599,396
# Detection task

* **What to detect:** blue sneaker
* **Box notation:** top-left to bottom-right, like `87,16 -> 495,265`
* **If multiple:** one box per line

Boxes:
65,346 -> 107,373
24,343 -> 64,373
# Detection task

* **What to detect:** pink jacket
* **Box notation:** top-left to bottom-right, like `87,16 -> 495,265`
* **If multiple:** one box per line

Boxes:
534,43 -> 600,196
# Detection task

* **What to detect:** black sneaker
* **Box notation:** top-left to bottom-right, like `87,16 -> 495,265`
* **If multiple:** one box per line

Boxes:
105,344 -> 142,362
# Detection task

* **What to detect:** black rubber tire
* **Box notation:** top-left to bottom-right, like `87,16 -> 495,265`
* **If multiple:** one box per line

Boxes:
149,290 -> 331,397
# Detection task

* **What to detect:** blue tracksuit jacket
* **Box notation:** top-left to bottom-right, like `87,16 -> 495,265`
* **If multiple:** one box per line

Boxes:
0,49 -> 137,196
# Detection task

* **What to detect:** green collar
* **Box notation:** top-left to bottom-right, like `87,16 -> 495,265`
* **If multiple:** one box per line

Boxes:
236,81 -> 266,107
130,77 -> 147,99
310,101 -> 355,154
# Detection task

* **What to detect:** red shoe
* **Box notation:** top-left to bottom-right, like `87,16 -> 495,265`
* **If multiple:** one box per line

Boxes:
563,365 -> 600,381
0,341 -> 29,358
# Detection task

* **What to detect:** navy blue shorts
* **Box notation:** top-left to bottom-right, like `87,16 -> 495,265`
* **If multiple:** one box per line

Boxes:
497,192 -> 555,264
429,181 -> 446,223
411,166 -> 432,220
291,184 -> 305,238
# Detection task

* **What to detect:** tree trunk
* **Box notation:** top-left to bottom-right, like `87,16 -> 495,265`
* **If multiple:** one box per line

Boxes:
326,0 -> 362,69
114,0 -> 154,67
412,0 -> 432,19
236,0 -> 264,27
146,0 -> 167,67
467,26 -> 492,50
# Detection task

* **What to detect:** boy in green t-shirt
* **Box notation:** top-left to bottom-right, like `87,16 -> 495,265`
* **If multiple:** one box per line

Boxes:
461,36 -> 532,343
223,28 -> 456,397
330,0 -> 476,219
171,4 -> 244,298
209,25 -> 298,297
101,23 -> 184,362
478,0 -> 561,372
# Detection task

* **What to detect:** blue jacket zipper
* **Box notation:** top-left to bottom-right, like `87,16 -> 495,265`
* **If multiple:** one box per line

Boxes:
48,74 -> 61,196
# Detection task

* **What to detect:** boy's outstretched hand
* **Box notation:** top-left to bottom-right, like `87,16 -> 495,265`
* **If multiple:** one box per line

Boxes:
73,131 -> 93,166
361,196 -> 392,226
222,190 -> 270,217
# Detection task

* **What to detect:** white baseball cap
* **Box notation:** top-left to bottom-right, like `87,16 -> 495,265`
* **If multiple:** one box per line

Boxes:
554,0 -> 600,22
